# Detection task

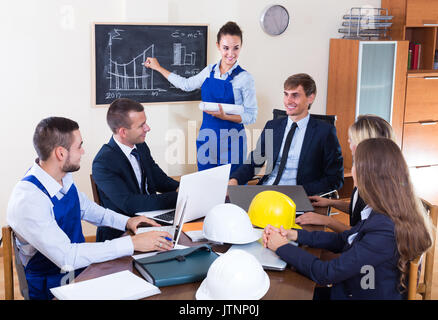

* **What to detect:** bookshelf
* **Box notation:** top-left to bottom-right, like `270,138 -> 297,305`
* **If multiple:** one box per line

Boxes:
383,0 -> 438,72
382,0 -> 438,205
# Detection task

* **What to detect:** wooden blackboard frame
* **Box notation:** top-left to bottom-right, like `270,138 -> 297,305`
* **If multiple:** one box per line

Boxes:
91,22 -> 209,107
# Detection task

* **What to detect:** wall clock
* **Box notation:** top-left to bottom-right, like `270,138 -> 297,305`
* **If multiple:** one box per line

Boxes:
260,5 -> 290,36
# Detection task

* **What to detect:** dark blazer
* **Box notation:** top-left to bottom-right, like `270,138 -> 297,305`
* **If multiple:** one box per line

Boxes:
230,116 -> 344,196
349,187 -> 367,226
277,210 -> 405,300
92,137 -> 179,240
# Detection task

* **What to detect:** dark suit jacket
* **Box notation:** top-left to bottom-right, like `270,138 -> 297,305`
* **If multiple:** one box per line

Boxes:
230,116 -> 344,196
92,137 -> 179,217
277,210 -> 405,300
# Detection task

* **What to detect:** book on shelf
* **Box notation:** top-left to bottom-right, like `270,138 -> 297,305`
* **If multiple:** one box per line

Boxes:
410,41 -> 421,70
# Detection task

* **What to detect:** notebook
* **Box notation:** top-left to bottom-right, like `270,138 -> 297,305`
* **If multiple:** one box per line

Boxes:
133,245 -> 219,287
182,222 -> 206,242
50,270 -> 160,300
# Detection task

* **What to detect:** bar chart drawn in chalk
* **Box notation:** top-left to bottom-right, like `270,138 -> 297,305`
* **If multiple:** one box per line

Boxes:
172,43 -> 196,66
107,29 -> 165,92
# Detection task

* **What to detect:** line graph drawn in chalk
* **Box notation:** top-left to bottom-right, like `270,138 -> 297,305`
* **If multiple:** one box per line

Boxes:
107,29 -> 166,92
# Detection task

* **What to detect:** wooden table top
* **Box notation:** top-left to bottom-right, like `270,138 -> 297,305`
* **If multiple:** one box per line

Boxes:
75,222 -> 324,300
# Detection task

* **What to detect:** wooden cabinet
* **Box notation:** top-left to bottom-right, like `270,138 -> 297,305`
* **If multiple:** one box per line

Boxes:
409,165 -> 438,206
378,0 -> 438,205
326,39 -> 408,170
403,122 -> 438,167
405,73 -> 438,122
406,0 -> 438,26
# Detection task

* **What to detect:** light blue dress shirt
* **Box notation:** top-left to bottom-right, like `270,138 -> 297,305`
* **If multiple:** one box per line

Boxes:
264,114 -> 310,186
167,59 -> 258,125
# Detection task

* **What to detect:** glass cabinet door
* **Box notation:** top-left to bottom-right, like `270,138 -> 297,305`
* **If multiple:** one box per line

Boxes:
356,41 -> 397,124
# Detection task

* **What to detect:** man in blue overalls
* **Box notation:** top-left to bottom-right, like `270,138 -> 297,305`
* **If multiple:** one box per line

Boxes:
7,117 -> 174,299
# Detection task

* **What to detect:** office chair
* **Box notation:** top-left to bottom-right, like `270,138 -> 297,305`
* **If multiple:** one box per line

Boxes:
2,226 -> 29,300
89,174 -> 102,206
408,199 -> 437,300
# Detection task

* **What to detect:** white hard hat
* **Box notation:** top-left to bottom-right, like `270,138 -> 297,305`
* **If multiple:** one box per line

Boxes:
202,203 -> 261,244
196,249 -> 270,300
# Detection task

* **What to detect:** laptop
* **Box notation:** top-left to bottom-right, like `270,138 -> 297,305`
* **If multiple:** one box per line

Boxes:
136,195 -> 188,245
228,185 -> 314,215
228,229 -> 297,271
136,164 -> 231,224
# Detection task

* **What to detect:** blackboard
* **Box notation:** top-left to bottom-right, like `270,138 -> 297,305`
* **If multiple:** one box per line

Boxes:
92,23 -> 208,106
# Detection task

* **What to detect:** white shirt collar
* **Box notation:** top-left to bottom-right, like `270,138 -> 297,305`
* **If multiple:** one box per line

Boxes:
361,205 -> 373,220
113,135 -> 136,160
287,113 -> 310,130
25,161 -> 73,198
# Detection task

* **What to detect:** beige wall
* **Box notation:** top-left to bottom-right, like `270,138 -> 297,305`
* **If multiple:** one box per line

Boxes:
0,0 -> 380,236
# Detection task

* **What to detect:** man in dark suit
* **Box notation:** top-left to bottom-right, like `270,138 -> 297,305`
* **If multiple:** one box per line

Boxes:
229,73 -> 343,196
93,98 -> 179,242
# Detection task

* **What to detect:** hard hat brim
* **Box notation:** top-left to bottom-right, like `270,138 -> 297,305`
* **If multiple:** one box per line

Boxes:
203,228 -> 262,245
195,270 -> 270,300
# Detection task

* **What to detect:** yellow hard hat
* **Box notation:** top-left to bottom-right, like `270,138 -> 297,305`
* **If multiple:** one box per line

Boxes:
248,190 -> 302,230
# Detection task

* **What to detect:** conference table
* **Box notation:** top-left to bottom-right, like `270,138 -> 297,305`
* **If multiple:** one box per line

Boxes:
75,189 -> 331,300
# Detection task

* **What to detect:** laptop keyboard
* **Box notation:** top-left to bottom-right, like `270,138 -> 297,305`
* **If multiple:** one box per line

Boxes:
154,210 -> 176,222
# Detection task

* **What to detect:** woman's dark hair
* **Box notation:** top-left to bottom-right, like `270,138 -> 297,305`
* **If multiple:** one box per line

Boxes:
33,117 -> 79,161
355,138 -> 434,292
217,21 -> 243,44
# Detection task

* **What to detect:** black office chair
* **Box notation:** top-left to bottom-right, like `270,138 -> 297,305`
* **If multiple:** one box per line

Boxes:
272,108 -> 337,126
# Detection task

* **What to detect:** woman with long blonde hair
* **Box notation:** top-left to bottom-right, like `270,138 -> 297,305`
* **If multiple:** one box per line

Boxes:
296,114 -> 396,232
264,138 -> 434,299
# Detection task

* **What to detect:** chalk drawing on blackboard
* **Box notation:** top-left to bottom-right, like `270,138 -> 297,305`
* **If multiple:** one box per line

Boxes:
107,28 -> 165,92
172,43 -> 196,66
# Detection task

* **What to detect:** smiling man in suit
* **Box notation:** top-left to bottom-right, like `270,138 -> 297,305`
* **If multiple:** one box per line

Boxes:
93,98 -> 179,242
229,73 -> 343,196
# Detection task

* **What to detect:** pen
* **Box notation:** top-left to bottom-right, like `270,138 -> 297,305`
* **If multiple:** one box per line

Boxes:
163,236 -> 172,241
317,190 -> 338,198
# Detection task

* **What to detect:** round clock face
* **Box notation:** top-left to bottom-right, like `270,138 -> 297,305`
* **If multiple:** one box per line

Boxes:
260,5 -> 290,36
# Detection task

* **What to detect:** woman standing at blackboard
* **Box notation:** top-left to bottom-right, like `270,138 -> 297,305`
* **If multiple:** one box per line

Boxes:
144,21 -> 257,174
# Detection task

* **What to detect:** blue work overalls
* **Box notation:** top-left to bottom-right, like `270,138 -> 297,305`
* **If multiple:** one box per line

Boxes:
21,175 -> 85,300
197,64 -> 247,174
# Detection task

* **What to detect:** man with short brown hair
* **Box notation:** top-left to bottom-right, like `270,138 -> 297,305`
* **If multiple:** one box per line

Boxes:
7,116 -> 173,299
93,98 -> 179,242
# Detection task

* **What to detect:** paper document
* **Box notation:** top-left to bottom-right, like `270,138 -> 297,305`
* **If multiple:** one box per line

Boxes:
199,102 -> 244,115
182,222 -> 204,232
185,230 -> 207,242
50,270 -> 161,300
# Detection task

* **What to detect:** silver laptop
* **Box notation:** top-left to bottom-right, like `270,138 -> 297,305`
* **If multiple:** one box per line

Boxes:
228,230 -> 291,271
136,195 -> 188,245
136,164 -> 231,224
228,185 -> 314,215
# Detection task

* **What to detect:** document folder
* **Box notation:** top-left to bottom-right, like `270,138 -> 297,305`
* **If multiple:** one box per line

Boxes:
133,244 -> 219,287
